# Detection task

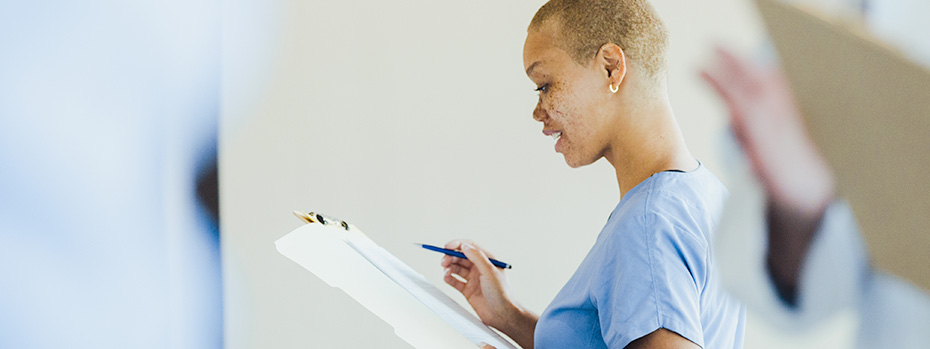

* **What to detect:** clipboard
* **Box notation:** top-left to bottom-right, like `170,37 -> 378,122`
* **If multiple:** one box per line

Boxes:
756,0 -> 930,291
275,211 -> 518,349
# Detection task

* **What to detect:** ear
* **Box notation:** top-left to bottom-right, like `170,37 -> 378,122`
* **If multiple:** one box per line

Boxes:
597,43 -> 626,92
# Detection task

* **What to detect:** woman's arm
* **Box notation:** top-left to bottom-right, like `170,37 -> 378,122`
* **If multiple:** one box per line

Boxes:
626,328 -> 701,349
441,240 -> 538,348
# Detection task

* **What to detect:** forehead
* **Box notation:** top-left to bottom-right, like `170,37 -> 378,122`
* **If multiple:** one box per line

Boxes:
523,22 -> 568,77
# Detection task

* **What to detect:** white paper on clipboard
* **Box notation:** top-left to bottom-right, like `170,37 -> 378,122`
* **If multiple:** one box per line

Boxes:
275,218 -> 518,349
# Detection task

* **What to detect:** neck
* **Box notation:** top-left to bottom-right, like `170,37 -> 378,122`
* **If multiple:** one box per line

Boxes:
603,93 -> 697,198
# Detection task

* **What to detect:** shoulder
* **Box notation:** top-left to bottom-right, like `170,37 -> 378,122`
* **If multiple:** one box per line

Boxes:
595,171 -> 724,283
603,187 -> 719,253
592,190 -> 716,348
634,167 -> 727,242
601,205 -> 710,272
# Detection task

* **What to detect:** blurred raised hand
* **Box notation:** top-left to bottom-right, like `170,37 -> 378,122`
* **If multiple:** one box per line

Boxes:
701,48 -> 836,304
701,48 -> 835,215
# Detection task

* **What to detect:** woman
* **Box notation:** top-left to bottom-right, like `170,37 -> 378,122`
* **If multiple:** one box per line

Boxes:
440,0 -> 745,348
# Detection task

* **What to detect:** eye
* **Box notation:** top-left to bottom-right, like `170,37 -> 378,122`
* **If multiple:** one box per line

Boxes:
534,84 -> 549,95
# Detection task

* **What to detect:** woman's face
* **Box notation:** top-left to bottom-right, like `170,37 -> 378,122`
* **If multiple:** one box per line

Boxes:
523,22 -> 617,168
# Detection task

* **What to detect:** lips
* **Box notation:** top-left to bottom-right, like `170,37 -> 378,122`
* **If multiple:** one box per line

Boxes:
543,128 -> 564,153
542,129 -> 562,140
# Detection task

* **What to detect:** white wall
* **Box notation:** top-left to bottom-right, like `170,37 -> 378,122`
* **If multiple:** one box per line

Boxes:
221,0 -> 854,347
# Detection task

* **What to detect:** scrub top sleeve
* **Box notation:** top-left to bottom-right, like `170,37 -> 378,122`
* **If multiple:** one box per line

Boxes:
594,213 -> 708,348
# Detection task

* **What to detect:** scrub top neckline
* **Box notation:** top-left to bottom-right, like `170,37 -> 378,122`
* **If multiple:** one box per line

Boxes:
618,159 -> 705,206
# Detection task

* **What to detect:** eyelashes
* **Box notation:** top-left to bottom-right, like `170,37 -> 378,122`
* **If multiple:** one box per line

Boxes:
535,84 -> 549,94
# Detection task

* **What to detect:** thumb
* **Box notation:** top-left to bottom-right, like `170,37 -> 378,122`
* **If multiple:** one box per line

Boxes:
461,243 -> 495,275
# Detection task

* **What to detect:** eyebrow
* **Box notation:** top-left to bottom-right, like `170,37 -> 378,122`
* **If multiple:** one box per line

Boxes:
525,61 -> 541,77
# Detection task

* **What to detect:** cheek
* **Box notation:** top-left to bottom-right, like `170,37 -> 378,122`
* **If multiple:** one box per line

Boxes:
544,86 -> 582,126
547,92 -> 596,140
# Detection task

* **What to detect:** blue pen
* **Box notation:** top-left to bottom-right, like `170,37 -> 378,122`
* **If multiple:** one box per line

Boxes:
416,243 -> 512,269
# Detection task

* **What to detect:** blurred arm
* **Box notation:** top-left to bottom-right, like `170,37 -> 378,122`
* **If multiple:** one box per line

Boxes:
701,48 -> 835,305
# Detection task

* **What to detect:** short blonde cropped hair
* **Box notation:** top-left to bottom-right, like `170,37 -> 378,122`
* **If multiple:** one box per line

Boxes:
530,0 -> 669,80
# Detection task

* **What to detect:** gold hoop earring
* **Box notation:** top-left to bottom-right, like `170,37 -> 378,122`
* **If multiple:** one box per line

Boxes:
609,84 -> 619,93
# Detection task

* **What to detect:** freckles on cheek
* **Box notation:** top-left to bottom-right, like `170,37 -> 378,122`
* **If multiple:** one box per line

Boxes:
548,107 -> 568,123
547,80 -> 586,126
545,93 -> 571,124
547,95 -> 580,132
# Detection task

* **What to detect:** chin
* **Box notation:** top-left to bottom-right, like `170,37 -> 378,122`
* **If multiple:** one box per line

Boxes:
562,153 -> 597,168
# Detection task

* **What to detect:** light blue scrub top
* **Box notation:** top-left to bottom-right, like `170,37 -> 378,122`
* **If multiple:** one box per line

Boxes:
535,164 -> 745,348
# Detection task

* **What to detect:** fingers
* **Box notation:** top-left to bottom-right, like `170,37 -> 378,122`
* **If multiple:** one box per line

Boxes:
446,265 -> 473,282
699,69 -> 726,97
444,239 -> 474,250
440,241 -> 478,296
461,243 -> 495,276
701,48 -> 758,150
700,70 -> 742,112
443,259 -> 476,295
712,47 -> 763,92
700,69 -> 746,124
442,255 -> 473,269
444,268 -> 466,293
441,240 -> 496,275
446,260 -> 480,285
699,56 -> 733,99
443,239 -> 497,259
701,47 -> 770,100
701,57 -> 748,124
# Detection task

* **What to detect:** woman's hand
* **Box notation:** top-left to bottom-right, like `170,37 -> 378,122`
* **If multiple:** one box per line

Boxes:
441,240 -> 514,328
441,239 -> 537,348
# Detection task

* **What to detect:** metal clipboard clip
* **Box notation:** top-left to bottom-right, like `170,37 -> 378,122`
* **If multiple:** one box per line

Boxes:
293,210 -> 351,231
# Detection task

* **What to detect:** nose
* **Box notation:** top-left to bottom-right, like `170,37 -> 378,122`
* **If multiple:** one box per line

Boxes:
532,100 -> 547,122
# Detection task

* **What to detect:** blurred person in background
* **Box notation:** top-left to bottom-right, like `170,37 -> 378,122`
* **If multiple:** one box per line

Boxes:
702,0 -> 930,347
0,1 -> 222,347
